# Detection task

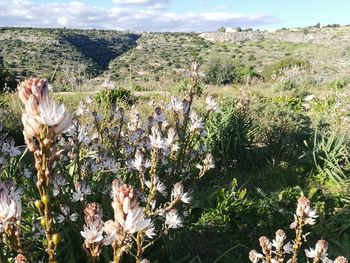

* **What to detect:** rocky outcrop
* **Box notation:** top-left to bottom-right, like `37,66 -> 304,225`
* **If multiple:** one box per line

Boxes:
200,27 -> 350,44
200,31 -> 265,43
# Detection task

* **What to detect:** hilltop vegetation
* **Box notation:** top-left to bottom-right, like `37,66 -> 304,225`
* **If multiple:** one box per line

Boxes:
1,26 -> 350,91
0,27 -> 139,90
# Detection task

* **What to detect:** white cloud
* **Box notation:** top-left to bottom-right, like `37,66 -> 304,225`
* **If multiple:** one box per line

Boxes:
112,0 -> 169,6
0,0 -> 282,32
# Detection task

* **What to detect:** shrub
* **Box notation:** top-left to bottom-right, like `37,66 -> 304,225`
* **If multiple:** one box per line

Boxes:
275,79 -> 297,91
264,58 -> 311,80
204,57 -> 236,85
204,58 -> 261,85
206,96 -> 252,170
1,64 -> 218,262
250,95 -> 312,165
95,87 -> 136,106
235,66 -> 261,83
198,179 -> 251,229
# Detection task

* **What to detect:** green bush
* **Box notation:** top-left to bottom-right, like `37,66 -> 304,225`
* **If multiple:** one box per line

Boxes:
0,67 -> 17,92
264,58 -> 311,80
204,57 -> 236,85
204,58 -> 261,85
275,79 -> 297,91
330,78 -> 350,90
198,179 -> 251,229
250,95 -> 312,165
206,97 -> 252,170
95,87 -> 136,106
235,66 -> 261,83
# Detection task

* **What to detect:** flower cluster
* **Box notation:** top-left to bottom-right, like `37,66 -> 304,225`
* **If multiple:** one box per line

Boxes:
81,202 -> 104,260
249,196 -> 347,263
249,230 -> 292,263
0,182 -> 22,231
0,122 -> 21,167
18,78 -> 72,262
72,62 -> 216,262
0,63 -> 216,262
19,78 -> 71,151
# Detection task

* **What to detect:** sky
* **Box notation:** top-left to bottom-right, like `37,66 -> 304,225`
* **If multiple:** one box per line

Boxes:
0,0 -> 349,32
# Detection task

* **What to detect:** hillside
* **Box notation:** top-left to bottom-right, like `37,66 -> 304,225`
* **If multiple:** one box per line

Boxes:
0,27 -> 139,90
1,26 -> 350,91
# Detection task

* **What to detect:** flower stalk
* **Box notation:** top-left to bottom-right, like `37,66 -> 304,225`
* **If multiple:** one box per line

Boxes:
18,78 -> 71,262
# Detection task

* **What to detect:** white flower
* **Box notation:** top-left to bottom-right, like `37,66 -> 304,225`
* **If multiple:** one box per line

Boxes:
249,250 -> 263,263
334,257 -> 349,263
52,175 -> 66,197
72,182 -> 91,202
203,153 -> 215,169
102,220 -> 119,245
85,96 -> 93,104
305,240 -> 330,262
153,107 -> 166,123
145,177 -> 167,197
189,111 -> 203,131
101,158 -> 117,171
145,222 -> 156,239
131,151 -> 151,173
164,127 -> 177,149
171,182 -> 191,204
149,127 -> 164,149
117,205 -> 151,234
0,183 -> 22,228
1,139 -> 21,157
304,94 -> 316,102
291,196 -> 318,229
77,125 -> 90,145
165,210 -> 183,229
283,242 -> 293,254
38,98 -> 71,133
103,79 -> 116,90
205,95 -> 219,112
80,220 -> 104,244
196,153 -> 215,172
23,168 -> 32,179
57,205 -> 78,223
166,96 -> 183,112
76,101 -> 89,116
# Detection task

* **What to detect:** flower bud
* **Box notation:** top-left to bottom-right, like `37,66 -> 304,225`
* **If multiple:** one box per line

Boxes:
34,200 -> 43,210
41,195 -> 50,205
52,233 -> 61,245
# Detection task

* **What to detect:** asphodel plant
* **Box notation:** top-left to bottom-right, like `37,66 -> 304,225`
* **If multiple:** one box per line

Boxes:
18,78 -> 71,262
249,196 -> 348,263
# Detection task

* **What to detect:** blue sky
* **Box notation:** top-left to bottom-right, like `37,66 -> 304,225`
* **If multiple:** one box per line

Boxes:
0,0 -> 349,31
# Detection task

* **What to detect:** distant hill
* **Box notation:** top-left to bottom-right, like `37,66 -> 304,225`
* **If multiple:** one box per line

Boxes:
1,26 -> 350,91
0,27 -> 139,90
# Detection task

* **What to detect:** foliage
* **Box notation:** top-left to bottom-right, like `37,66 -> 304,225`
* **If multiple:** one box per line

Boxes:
312,131 -> 350,189
198,179 -> 251,230
206,97 -> 252,170
235,66 -> 261,83
250,95 -> 311,165
0,66 -> 17,92
204,57 -> 237,85
95,87 -> 136,106
204,57 -> 261,85
264,58 -> 310,80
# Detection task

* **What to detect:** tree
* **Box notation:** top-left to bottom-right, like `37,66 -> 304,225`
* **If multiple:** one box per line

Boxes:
204,57 -> 236,85
217,26 -> 226,33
